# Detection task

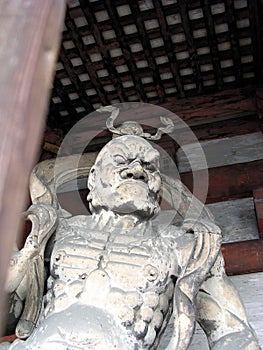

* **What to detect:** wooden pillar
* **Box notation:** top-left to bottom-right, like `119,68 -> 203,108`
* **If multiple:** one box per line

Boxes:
0,0 -> 66,334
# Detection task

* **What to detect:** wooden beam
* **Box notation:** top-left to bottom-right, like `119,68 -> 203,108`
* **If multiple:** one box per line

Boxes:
211,181 -> 263,275
189,114 -> 262,143
52,87 -> 260,155
180,159 -> 263,203
222,240 -> 263,275
0,0 -> 65,335
162,86 -> 258,125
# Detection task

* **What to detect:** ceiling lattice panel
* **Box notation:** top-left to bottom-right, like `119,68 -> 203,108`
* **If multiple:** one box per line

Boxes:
48,0 -> 262,131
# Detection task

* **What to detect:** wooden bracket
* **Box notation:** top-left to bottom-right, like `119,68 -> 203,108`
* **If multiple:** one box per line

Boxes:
221,188 -> 263,275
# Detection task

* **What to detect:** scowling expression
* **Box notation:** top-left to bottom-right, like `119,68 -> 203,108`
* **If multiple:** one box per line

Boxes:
87,135 -> 162,218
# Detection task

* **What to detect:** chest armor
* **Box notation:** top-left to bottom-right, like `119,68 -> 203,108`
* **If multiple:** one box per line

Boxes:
51,226 -> 175,289
46,219 -> 178,348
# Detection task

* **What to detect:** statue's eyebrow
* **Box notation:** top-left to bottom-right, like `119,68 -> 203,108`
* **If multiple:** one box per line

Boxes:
144,150 -> 160,164
110,144 -> 128,156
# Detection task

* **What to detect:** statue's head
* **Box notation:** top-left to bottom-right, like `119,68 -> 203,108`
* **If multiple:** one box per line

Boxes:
87,135 -> 162,219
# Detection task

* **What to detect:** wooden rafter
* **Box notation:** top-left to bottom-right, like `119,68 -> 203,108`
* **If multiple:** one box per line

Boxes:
59,48 -> 94,114
178,0 -> 203,93
128,1 -> 166,102
64,11 -> 110,106
103,0 -> 149,102
225,0 -> 243,84
248,0 -> 263,82
154,0 -> 185,97
201,0 -> 224,90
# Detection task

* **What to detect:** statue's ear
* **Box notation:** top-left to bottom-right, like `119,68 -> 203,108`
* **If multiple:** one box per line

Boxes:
87,165 -> 96,190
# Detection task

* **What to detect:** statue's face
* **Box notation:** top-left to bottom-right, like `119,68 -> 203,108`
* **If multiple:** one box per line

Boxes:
88,135 -> 161,217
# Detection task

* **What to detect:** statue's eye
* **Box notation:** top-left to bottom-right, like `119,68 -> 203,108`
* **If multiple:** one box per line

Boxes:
114,155 -> 127,165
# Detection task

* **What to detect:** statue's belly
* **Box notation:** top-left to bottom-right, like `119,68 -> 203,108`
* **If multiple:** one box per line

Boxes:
17,304 -> 134,350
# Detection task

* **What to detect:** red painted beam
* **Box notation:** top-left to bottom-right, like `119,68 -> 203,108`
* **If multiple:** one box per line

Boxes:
222,240 -> 263,275
180,159 -> 263,203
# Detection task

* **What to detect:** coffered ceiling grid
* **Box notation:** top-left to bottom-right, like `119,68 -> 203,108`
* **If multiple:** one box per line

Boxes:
48,0 -> 262,130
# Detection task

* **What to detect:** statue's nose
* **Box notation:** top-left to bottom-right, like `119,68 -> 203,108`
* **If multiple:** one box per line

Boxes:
120,162 -> 148,182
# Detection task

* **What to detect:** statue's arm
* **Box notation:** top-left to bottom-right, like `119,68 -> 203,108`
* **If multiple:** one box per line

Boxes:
4,204 -> 57,338
4,225 -> 44,335
196,253 -> 261,349
5,237 -> 41,294
6,204 -> 57,294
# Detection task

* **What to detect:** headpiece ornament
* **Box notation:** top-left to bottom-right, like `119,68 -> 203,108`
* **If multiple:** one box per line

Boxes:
97,105 -> 175,140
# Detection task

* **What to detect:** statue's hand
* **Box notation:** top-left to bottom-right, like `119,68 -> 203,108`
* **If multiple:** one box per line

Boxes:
23,233 -> 40,256
23,203 -> 58,254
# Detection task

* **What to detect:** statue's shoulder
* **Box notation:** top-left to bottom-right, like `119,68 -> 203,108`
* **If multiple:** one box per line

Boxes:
153,212 -> 197,253
153,211 -> 184,241
55,214 -> 93,238
66,214 -> 93,228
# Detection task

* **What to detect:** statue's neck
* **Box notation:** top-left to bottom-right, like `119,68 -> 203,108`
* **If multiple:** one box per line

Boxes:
91,209 -> 151,235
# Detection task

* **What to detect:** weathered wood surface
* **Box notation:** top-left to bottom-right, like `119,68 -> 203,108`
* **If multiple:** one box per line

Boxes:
177,132 -> 263,172
163,87 -> 259,125
51,87 -> 260,155
207,198 -> 259,243
181,114 -> 262,144
160,272 -> 263,349
0,0 -> 65,335
45,113 -> 262,157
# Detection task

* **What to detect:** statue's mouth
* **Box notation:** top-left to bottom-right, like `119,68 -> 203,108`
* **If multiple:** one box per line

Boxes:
117,179 -> 159,200
118,178 -> 149,189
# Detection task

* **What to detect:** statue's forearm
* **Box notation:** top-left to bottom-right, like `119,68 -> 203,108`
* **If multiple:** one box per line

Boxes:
211,329 -> 261,350
196,254 -> 261,350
